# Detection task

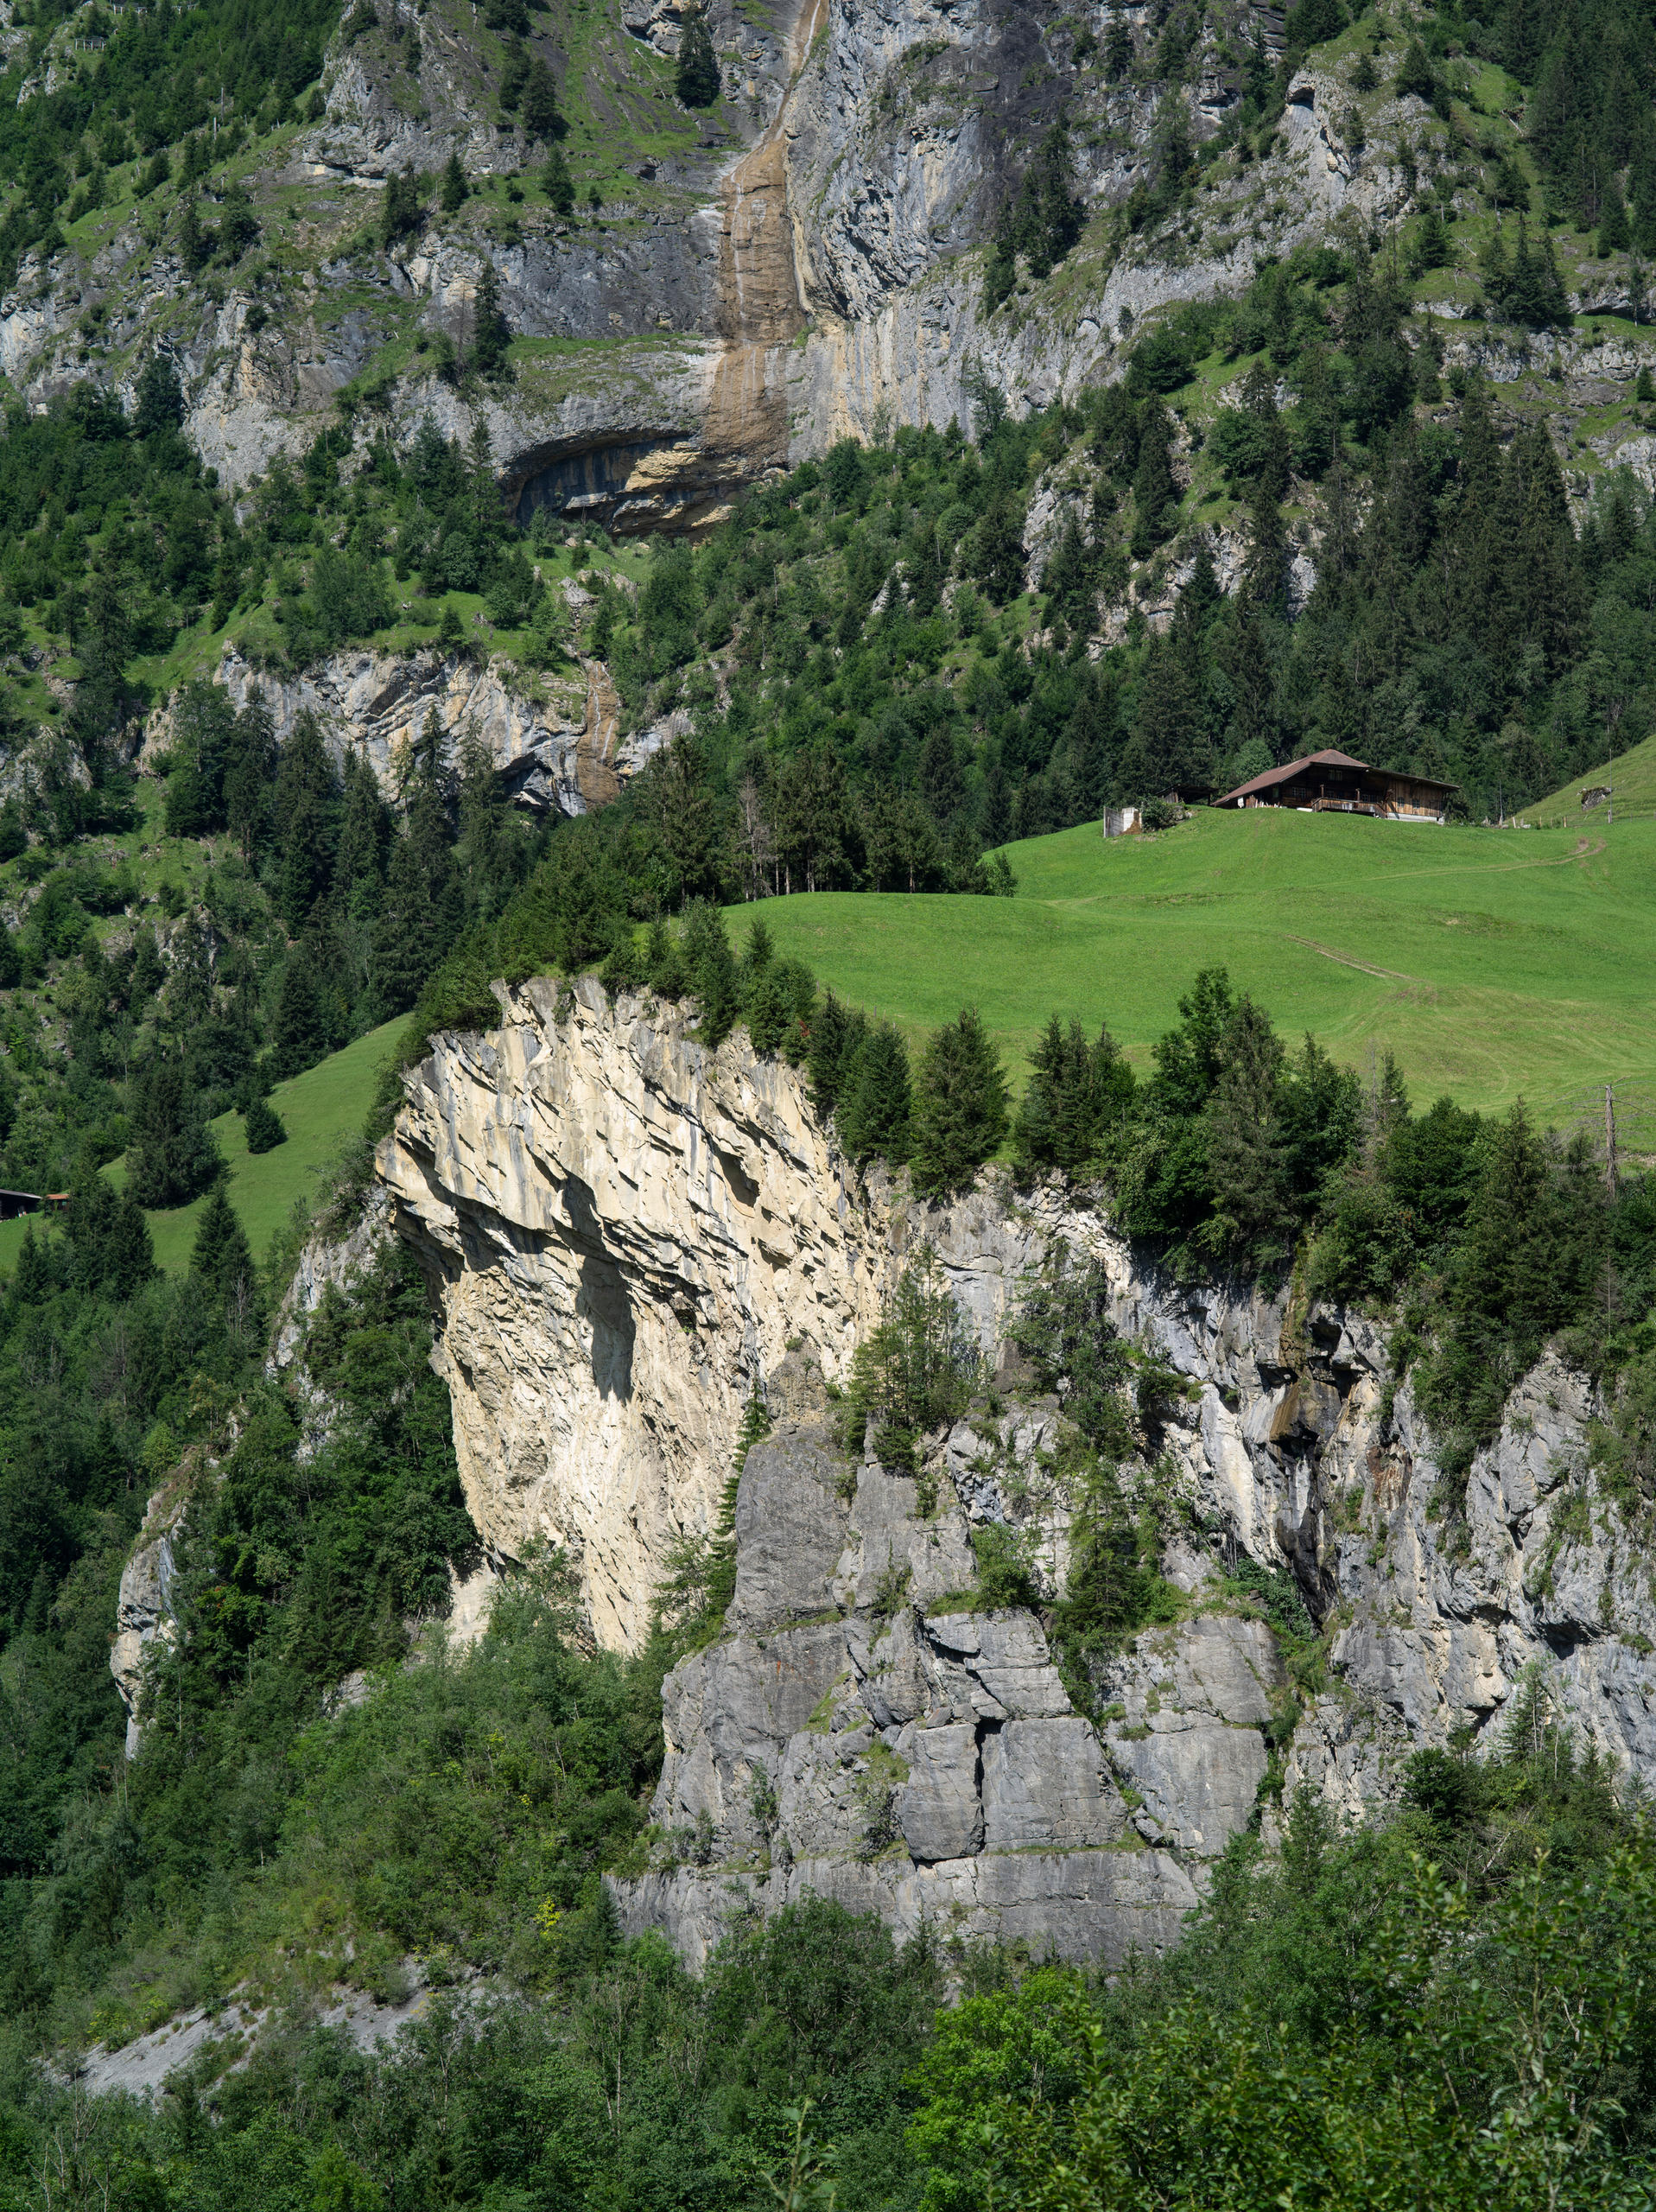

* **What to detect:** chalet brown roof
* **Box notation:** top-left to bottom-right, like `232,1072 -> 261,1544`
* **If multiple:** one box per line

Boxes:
1215,749 -> 1459,807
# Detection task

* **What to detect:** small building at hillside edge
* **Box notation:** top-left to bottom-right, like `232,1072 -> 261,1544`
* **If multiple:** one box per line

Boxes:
1215,748 -> 1456,822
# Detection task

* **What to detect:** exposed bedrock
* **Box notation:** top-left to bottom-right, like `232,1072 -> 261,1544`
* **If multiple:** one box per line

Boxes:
373,1000 -> 1656,1964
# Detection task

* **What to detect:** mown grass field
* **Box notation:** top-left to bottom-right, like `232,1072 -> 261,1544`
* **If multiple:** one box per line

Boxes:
0,1019 -> 401,1280
739,807 -> 1656,1119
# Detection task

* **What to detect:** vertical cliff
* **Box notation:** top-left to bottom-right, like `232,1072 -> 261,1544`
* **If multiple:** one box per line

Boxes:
376,1001 -> 1656,1967
376,976 -> 886,1649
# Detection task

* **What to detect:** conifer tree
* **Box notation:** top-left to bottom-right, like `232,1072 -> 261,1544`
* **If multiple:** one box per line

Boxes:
807,991 -> 865,1116
129,1061 -> 221,1209
1041,513 -> 1097,632
521,56 -> 562,141
473,258 -> 511,374
911,1008 -> 1008,1194
274,711 -> 339,931
542,146 -> 575,215
1014,1018 -> 1136,1179
1130,399 -> 1177,555
646,916 -> 690,1000
682,900 -> 740,1046
334,749 -> 389,925
133,353 -> 185,438
1598,175 -> 1631,256
191,1184 -> 261,1327
441,151 -> 469,212
676,5 -> 720,105
243,1093 -> 286,1154
371,719 -> 463,1017
106,1191 -> 156,1300
1410,201 -> 1450,275
835,1021 -> 912,1166
1126,631 -> 1209,795
270,945 -> 330,1079
745,963 -> 790,1056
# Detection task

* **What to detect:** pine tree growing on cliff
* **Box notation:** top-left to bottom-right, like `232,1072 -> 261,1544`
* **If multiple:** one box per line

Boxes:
542,146 -> 574,216
910,1008 -> 1009,1197
676,5 -> 720,106
520,56 -> 563,142
441,151 -> 468,213
473,259 -> 511,375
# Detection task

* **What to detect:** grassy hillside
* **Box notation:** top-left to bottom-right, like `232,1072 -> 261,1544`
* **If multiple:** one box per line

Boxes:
741,809 -> 1656,1118
0,1017 -> 399,1280
1533,732 -> 1656,827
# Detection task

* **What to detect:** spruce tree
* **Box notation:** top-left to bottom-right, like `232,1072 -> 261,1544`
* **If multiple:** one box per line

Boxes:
191,1184 -> 261,1327
441,151 -> 468,213
911,1009 -> 1008,1195
333,748 -> 389,925
676,4 -> 720,106
132,352 -> 185,438
371,715 -> 463,1015
1014,1017 -> 1133,1179
1130,400 -> 1177,556
270,946 -> 330,1079
1126,631 -> 1209,795
274,710 -> 339,931
1598,176 -> 1631,256
521,56 -> 562,141
682,900 -> 739,1046
836,1021 -> 912,1166
473,258 -> 511,374
808,991 -> 864,1116
1042,513 -> 1097,632
1410,202 -> 1450,275
129,1061 -> 221,1209
646,916 -> 690,1000
107,1191 -> 156,1300
244,1094 -> 287,1154
745,964 -> 790,1056
542,146 -> 575,216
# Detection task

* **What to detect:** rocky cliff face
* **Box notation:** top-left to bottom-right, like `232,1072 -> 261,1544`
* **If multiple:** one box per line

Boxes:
12,0 -> 1656,556
140,631 -> 632,813
377,977 -> 889,1649
373,1000 -> 1656,1967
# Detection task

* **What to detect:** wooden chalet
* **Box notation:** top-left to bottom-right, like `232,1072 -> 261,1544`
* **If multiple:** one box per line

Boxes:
1215,748 -> 1456,822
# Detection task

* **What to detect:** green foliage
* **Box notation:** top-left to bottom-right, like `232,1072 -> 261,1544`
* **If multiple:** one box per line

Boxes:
911,1696 -> 1654,2209
657,1389 -> 770,1643
1117,967 -> 1362,1279
676,3 -> 721,106
242,1092 -> 287,1154
841,1244 -> 981,1475
910,1006 -> 1008,1195
1013,1017 -> 1137,1183
1010,1250 -> 1137,1461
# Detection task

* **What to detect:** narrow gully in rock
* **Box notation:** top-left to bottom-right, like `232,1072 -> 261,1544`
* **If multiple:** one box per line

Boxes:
703,0 -> 827,470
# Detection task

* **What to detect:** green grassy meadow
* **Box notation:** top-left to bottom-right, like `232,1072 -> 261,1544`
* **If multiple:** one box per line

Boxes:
1534,731 -> 1656,827
737,808 -> 1656,1118
0,1019 -> 401,1280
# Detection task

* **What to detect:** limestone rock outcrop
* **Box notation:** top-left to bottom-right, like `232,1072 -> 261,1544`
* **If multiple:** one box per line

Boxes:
374,995 -> 1656,1967
377,979 -> 888,1649
142,639 -> 630,817
110,1484 -> 190,1760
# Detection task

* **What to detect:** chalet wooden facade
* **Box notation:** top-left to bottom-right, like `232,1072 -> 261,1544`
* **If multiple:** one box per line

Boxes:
1215,748 -> 1456,822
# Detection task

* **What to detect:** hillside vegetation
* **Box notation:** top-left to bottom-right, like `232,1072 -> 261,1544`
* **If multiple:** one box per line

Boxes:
9,0 -> 1656,2198
744,808 -> 1656,1116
